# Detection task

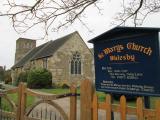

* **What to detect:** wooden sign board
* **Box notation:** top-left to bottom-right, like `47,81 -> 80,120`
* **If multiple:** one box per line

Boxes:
89,27 -> 160,96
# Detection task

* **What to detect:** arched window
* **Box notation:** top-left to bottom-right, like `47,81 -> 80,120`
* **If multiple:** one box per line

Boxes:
71,52 -> 81,75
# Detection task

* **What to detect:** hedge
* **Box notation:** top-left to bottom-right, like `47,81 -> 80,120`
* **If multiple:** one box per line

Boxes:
27,68 -> 52,89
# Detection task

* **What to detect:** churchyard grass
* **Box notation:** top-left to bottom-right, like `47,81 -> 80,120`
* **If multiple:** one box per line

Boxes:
37,88 -> 70,94
2,93 -> 35,111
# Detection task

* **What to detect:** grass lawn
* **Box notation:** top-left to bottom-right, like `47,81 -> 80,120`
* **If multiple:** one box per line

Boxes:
36,88 -> 70,94
2,93 -> 35,111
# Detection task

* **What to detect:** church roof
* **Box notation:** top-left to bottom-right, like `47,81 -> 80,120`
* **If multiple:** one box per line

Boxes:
31,32 -> 73,60
12,31 -> 77,69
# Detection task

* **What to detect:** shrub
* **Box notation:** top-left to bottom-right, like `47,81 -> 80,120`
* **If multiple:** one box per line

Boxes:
61,83 -> 70,89
14,72 -> 28,86
4,70 -> 12,84
0,67 -> 5,82
27,68 -> 52,89
53,82 -> 70,89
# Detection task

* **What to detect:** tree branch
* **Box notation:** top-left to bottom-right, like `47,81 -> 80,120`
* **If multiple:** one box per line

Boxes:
0,0 -> 98,39
114,0 -> 160,27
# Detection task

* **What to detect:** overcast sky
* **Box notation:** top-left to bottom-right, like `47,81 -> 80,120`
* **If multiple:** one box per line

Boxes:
0,0 -> 160,69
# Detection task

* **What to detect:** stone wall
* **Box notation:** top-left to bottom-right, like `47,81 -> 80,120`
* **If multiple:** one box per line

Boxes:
47,32 -> 94,84
11,67 -> 23,84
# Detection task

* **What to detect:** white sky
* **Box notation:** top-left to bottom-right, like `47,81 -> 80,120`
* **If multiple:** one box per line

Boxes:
0,0 -> 160,69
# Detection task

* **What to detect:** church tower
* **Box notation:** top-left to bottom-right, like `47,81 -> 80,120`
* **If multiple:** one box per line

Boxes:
15,38 -> 36,64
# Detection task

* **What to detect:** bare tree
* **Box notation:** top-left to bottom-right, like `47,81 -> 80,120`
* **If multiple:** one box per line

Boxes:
0,0 -> 160,37
114,0 -> 160,26
0,0 -> 98,38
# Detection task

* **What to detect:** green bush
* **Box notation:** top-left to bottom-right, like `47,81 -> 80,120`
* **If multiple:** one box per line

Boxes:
53,81 -> 70,88
14,72 -> 28,86
0,67 -> 5,82
4,70 -> 12,84
61,83 -> 70,89
27,68 -> 52,89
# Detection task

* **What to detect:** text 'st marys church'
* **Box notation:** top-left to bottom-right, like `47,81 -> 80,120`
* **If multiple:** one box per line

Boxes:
11,32 -> 94,85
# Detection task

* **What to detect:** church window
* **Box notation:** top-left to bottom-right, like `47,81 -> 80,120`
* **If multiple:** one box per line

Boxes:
43,58 -> 48,69
70,52 -> 81,75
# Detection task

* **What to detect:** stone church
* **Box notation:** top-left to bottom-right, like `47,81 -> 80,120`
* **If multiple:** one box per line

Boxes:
11,31 -> 94,85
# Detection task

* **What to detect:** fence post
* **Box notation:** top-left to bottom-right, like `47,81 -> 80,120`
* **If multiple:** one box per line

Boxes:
136,97 -> 144,120
70,84 -> 77,120
80,79 -> 94,120
106,94 -> 112,120
92,93 -> 98,120
120,95 -> 126,120
155,100 -> 160,120
20,82 -> 27,120
16,83 -> 22,120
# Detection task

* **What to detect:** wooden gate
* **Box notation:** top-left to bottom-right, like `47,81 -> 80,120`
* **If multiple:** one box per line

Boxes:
0,83 -> 77,120
0,87 -> 18,120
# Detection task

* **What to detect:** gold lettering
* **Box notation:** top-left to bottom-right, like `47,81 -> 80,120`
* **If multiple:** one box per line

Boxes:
103,45 -> 124,55
143,48 -> 148,54
146,47 -> 152,56
98,53 -> 104,59
103,48 -> 111,54
99,42 -> 152,61
110,54 -> 135,62
127,42 -> 152,56
140,46 -> 145,52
